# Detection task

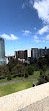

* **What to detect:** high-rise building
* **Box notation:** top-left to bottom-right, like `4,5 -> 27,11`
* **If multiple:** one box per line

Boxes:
15,50 -> 24,59
31,48 -> 38,59
38,47 -> 48,57
24,49 -> 31,60
0,38 -> 6,65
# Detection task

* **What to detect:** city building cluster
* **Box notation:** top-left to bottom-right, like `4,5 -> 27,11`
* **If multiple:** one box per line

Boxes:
14,47 -> 49,63
0,37 -> 49,65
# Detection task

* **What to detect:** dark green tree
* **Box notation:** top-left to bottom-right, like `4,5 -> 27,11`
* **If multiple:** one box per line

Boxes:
27,66 -> 34,75
38,71 -> 49,85
38,57 -> 47,68
40,70 -> 44,76
0,65 -> 9,79
7,74 -> 12,80
25,69 -> 29,78
11,64 -> 25,77
42,65 -> 47,72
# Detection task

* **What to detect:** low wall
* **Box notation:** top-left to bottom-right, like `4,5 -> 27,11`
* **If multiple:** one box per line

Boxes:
0,83 -> 49,111
18,96 -> 49,111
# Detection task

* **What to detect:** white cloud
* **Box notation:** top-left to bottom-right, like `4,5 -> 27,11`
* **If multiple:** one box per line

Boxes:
34,39 -> 41,43
0,34 -> 18,40
33,34 -> 49,43
33,0 -> 49,24
22,30 -> 31,36
42,40 -> 45,43
38,25 -> 49,35
33,35 -> 41,43
34,35 -> 39,39
45,35 -> 49,40
40,34 -> 49,42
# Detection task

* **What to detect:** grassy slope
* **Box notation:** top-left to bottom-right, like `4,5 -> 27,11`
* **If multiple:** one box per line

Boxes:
0,71 -> 40,84
0,80 -> 37,97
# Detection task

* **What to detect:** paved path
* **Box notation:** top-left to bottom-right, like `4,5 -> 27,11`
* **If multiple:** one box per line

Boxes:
0,79 -> 37,86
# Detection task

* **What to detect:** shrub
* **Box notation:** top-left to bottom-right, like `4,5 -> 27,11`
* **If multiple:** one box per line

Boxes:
25,69 -> 29,78
27,66 -> 34,75
7,74 -> 12,80
40,70 -> 44,76
11,64 -> 25,77
42,65 -> 47,72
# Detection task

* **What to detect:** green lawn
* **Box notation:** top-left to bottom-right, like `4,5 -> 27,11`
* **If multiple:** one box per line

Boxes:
0,80 -> 37,97
0,71 -> 40,84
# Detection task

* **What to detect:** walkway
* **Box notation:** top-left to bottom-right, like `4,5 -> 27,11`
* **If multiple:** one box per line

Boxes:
0,79 -> 37,86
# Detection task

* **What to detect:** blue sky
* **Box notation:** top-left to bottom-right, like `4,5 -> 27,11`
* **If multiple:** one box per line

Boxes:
0,0 -> 49,55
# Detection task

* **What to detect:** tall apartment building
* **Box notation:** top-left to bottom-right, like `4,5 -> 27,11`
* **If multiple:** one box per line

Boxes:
0,38 -> 6,65
24,49 -> 31,60
31,48 -> 38,59
47,49 -> 49,55
38,47 -> 48,57
15,50 -> 24,59
15,51 -> 19,58
38,49 -> 45,57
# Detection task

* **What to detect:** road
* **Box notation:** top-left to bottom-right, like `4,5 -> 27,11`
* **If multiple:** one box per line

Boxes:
0,79 -> 37,86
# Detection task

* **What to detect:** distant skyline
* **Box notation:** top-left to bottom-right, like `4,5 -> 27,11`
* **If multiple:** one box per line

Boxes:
0,0 -> 49,55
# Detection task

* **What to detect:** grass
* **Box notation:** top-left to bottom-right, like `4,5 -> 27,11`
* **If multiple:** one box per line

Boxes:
0,71 -> 40,84
0,71 -> 39,97
0,69 -> 49,97
0,80 -> 37,97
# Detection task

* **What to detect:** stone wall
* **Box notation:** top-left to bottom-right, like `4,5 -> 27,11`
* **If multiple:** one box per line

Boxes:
18,96 -> 49,111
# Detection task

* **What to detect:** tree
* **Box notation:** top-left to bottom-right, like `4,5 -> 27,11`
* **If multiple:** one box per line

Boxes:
45,55 -> 49,64
7,74 -> 12,80
7,58 -> 18,72
11,64 -> 25,77
11,66 -> 18,77
44,73 -> 49,82
0,65 -> 9,79
38,57 -> 47,68
42,65 -> 47,72
38,71 -> 49,85
16,64 -> 25,77
25,69 -> 29,78
27,66 -> 34,75
40,70 -> 44,76
38,76 -> 47,85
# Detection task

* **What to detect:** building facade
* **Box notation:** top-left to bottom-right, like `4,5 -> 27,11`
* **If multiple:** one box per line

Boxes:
0,38 -> 6,65
24,49 -> 31,60
31,48 -> 38,59
15,50 -> 24,59
15,47 -> 49,63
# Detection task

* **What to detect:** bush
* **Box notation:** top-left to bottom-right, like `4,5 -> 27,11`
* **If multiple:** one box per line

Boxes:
0,65 -> 9,79
42,65 -> 47,72
11,64 -> 25,77
7,74 -> 12,80
25,69 -> 29,78
38,71 -> 49,85
40,70 -> 44,76
38,77 -> 47,85
38,57 -> 47,68
27,66 -> 34,75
